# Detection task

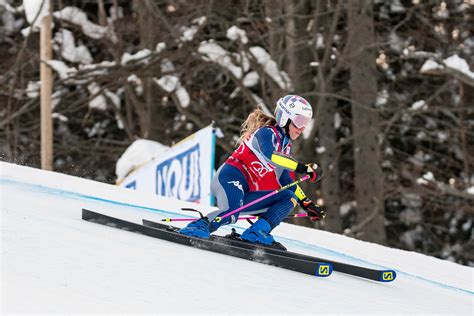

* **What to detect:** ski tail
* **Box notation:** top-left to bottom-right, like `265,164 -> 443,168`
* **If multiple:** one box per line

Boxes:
379,270 -> 397,282
315,262 -> 333,277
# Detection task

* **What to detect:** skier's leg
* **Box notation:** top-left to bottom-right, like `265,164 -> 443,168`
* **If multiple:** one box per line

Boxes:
239,189 -> 297,244
179,164 -> 247,237
207,164 -> 249,232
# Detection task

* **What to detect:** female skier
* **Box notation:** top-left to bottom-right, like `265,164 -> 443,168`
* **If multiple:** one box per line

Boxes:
180,95 -> 325,246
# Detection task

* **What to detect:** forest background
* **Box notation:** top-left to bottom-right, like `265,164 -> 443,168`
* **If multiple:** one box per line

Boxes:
1,0 -> 473,265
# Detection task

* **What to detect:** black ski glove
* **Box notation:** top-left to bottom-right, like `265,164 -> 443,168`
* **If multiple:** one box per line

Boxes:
300,198 -> 326,221
296,163 -> 323,182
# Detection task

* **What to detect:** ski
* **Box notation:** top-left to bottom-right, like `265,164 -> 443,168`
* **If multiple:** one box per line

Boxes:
142,218 -> 397,283
81,209 -> 333,278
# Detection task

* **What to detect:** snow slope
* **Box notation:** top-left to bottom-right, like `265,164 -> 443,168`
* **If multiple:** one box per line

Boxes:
1,162 -> 472,314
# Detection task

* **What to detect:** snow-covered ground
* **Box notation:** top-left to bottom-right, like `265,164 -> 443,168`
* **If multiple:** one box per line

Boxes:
1,162 -> 472,314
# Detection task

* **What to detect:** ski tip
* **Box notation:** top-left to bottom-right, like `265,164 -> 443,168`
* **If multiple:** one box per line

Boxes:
315,263 -> 333,277
379,270 -> 397,282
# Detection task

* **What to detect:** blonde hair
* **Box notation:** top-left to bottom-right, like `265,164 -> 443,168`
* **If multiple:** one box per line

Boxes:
238,105 -> 276,144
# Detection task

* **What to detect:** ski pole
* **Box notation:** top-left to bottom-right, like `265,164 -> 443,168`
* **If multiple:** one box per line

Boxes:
161,213 -> 309,222
225,213 -> 309,221
214,175 -> 310,223
161,176 -> 311,223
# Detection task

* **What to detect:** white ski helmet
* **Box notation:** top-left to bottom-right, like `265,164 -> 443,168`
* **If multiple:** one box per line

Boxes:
274,95 -> 313,129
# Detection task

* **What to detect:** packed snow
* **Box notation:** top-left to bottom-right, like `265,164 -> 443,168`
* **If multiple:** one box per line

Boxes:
1,162 -> 472,314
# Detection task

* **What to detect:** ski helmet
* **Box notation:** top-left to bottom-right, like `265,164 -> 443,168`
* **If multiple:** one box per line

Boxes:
274,95 -> 313,129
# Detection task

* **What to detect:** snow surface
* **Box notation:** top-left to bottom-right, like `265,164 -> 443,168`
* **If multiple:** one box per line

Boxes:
1,162 -> 473,314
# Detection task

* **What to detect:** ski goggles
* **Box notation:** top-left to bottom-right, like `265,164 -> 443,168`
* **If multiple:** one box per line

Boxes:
292,115 -> 311,129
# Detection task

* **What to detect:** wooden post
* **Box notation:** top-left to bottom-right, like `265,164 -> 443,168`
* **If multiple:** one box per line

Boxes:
40,2 -> 53,171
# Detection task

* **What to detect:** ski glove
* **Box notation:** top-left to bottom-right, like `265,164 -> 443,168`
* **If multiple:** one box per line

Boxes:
300,198 -> 326,221
296,162 -> 323,182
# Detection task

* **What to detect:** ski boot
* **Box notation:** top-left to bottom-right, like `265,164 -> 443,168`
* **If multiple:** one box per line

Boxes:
179,217 -> 211,238
240,218 -> 286,250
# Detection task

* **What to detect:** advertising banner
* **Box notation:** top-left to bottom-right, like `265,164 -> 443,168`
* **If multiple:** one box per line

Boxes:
119,125 -> 216,206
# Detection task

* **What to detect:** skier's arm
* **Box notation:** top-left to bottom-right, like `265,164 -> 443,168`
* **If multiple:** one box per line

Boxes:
252,128 -> 323,182
270,152 -> 300,171
271,152 -> 323,182
279,170 -> 326,221
278,169 -> 307,200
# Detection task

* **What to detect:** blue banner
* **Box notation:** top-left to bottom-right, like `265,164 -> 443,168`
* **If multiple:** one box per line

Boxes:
118,125 -> 215,206
155,143 -> 202,202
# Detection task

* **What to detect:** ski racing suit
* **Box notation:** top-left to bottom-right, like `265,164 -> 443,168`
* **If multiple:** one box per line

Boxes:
207,124 -> 308,232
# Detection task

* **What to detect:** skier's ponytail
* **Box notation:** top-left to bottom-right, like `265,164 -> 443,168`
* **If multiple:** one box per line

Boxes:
238,105 -> 276,144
